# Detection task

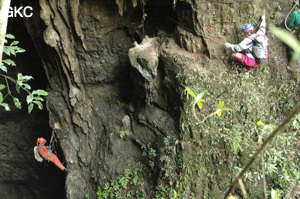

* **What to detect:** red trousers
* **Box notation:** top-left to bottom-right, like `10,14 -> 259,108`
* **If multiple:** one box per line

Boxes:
37,144 -> 65,170
234,53 -> 259,71
47,153 -> 65,170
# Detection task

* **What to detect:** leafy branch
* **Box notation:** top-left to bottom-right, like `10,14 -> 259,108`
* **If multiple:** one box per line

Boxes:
0,34 -> 48,113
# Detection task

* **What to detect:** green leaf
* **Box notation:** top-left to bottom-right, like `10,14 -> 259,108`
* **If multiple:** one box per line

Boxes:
2,59 -> 16,66
222,108 -> 232,111
257,121 -> 265,126
132,175 -> 139,185
185,87 -> 196,98
15,84 -> 20,94
233,142 -> 240,154
13,98 -> 22,109
271,189 -> 281,199
0,63 -> 8,73
21,83 -> 31,90
28,103 -> 34,113
3,47 -> 10,55
32,89 -> 48,96
17,48 -> 25,53
120,175 -> 129,189
5,34 -> 15,39
26,94 -> 34,104
17,73 -> 33,81
33,96 -> 44,101
10,41 -> 19,46
195,91 -> 206,103
33,101 -> 43,109
228,195 -> 236,199
17,73 -> 22,81
197,101 -> 203,109
217,101 -> 225,109
173,189 -> 178,197
0,84 -> 5,91
1,103 -> 10,111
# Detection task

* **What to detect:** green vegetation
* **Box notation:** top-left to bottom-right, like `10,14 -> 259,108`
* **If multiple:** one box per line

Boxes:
93,42 -> 299,199
223,27 -> 300,198
95,163 -> 145,199
94,136 -> 180,199
185,87 -> 232,123
119,130 -> 129,139
0,34 -> 48,113
91,6 -> 299,198
93,54 -> 299,199
182,64 -> 299,198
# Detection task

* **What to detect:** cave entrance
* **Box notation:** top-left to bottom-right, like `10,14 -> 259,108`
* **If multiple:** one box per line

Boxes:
0,2 -> 67,198
137,0 -> 178,37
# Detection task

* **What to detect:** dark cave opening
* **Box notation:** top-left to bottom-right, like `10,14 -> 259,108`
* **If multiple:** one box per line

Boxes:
119,0 -> 180,106
0,2 -> 67,198
131,0 -> 178,37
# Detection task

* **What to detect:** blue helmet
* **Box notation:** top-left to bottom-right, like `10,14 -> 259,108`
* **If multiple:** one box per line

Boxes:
241,23 -> 255,33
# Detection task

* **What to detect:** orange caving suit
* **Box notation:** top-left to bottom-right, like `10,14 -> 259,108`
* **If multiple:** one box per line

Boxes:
37,144 -> 65,170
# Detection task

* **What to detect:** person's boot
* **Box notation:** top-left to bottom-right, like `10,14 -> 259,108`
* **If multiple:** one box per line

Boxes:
64,168 -> 70,172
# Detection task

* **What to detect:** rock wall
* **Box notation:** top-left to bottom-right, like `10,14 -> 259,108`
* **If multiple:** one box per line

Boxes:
20,0 -> 183,198
14,0 -> 297,198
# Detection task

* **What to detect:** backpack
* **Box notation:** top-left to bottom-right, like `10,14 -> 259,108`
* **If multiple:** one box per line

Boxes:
251,34 -> 269,63
34,146 -> 43,162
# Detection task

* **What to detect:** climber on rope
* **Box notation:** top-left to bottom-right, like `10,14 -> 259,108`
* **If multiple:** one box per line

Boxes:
224,12 -> 268,72
36,137 -> 70,172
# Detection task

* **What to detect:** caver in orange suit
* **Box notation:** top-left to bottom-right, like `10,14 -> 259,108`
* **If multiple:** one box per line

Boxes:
37,137 -> 69,172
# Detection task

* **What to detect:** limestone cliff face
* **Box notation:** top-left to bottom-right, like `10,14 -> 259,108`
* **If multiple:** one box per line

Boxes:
21,1 -> 183,198
13,0 -> 295,198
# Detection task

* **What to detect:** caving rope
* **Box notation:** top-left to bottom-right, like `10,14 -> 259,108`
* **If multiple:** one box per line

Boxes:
49,129 -> 65,164
285,3 -> 297,32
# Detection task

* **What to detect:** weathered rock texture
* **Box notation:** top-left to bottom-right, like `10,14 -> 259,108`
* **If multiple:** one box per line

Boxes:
3,0 -> 296,198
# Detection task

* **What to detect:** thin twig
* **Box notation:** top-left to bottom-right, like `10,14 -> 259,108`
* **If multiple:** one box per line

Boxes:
192,104 -> 202,124
262,154 -> 267,199
0,73 -> 31,94
201,111 -> 216,123
258,133 -> 268,199
238,178 -> 247,198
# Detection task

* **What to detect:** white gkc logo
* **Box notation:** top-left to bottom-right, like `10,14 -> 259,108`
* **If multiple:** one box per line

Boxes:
8,6 -> 33,18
